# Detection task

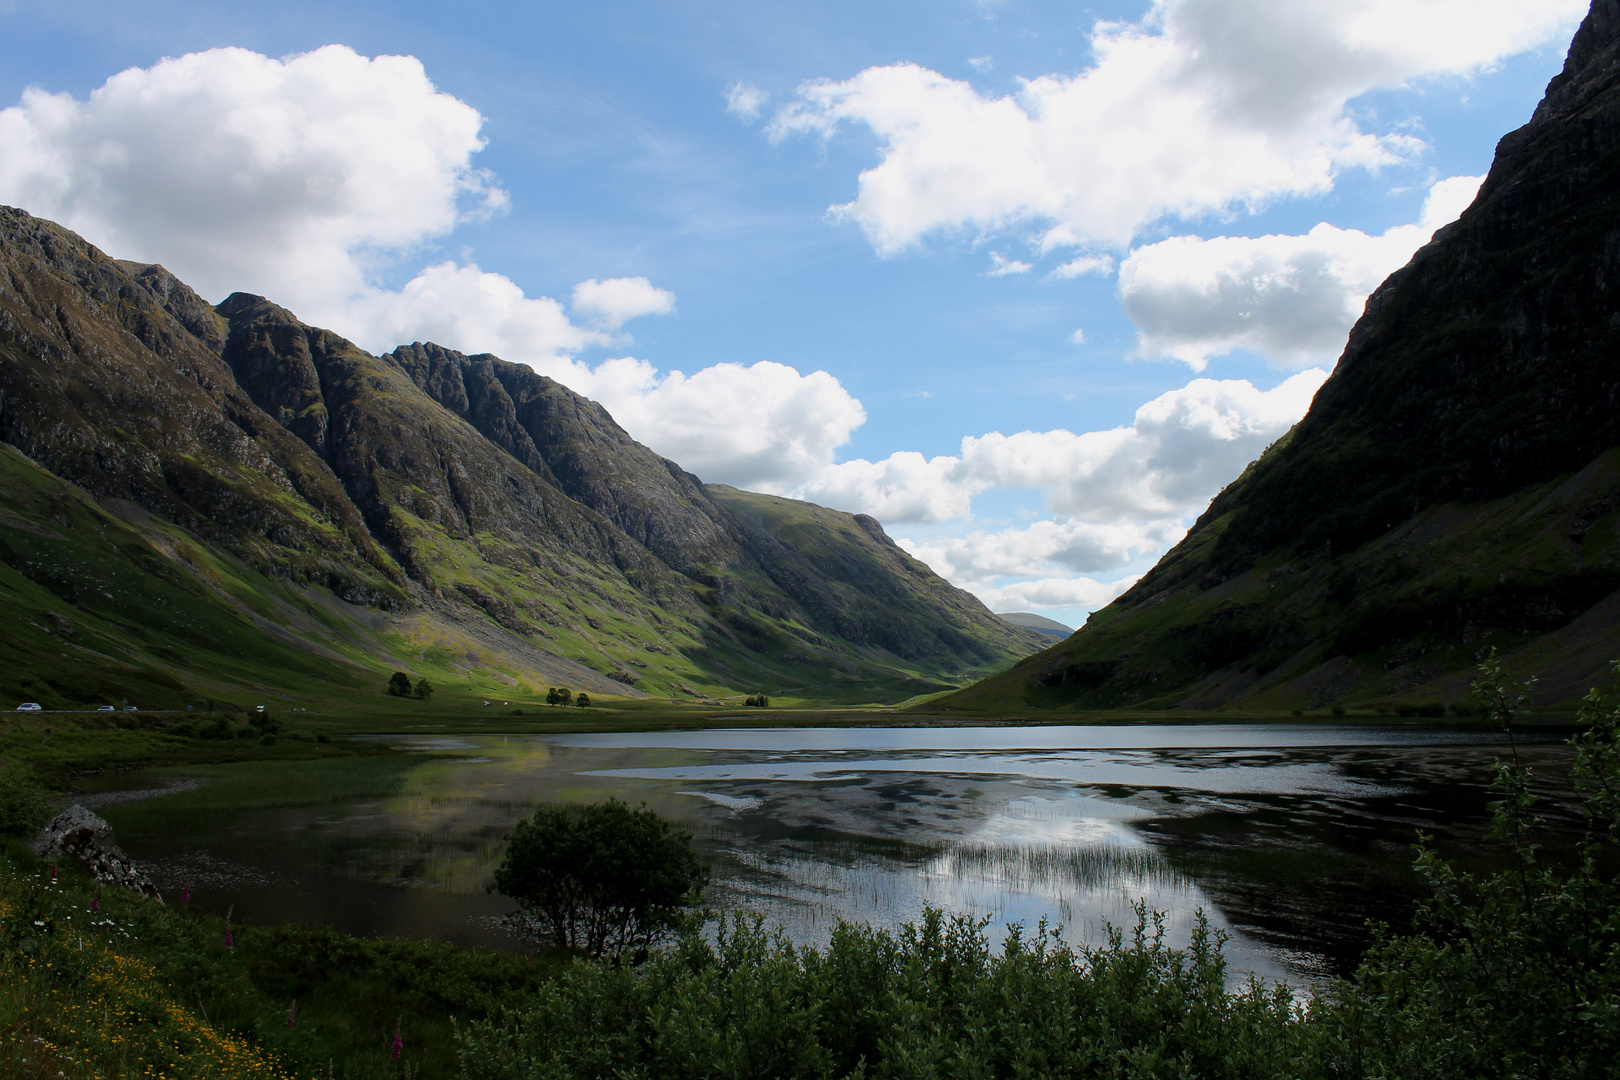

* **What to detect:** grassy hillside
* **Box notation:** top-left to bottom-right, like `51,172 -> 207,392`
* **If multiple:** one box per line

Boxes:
0,211 -> 1039,710
944,5 -> 1620,714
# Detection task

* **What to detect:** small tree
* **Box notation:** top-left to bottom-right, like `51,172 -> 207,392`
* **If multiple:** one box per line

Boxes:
387,671 -> 413,697
556,687 -> 573,707
575,693 -> 591,708
546,687 -> 560,706
414,679 -> 434,700
492,800 -> 709,962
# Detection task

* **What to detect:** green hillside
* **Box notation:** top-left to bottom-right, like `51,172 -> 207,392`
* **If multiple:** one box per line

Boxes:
945,3 -> 1620,713
0,209 -> 1042,711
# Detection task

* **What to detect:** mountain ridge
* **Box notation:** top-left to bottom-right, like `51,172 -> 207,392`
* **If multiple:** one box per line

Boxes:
945,0 -> 1620,713
0,209 -> 1043,709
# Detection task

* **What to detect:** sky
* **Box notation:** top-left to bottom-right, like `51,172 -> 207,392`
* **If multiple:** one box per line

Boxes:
0,0 -> 1590,629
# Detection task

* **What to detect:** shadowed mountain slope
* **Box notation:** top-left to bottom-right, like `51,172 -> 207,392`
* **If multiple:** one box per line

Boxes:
946,0 -> 1620,713
0,213 -> 1041,709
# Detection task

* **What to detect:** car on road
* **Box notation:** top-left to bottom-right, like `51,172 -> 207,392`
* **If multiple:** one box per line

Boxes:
16,703 -> 42,711
97,705 -> 115,712
124,705 -> 138,712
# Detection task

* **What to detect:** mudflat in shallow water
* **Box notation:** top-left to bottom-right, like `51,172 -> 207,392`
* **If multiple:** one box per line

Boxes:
94,724 -> 1578,982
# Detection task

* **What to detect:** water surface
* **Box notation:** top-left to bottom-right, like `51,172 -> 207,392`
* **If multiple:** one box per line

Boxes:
97,723 -> 1578,982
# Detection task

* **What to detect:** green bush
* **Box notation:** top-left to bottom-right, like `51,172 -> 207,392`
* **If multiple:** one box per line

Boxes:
492,800 -> 708,962
0,762 -> 51,836
459,908 -> 1312,1080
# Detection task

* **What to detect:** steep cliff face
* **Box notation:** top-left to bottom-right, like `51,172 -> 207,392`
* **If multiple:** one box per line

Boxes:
947,0 -> 1620,712
0,209 -> 402,605
0,210 -> 1041,709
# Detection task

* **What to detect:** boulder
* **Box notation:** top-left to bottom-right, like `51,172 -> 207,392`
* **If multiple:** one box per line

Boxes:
31,804 -> 163,902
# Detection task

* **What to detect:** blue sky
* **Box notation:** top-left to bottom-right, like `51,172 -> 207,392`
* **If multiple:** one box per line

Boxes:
0,0 -> 1588,627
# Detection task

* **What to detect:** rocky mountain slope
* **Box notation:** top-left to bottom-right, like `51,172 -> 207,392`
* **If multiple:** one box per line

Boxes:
0,212 -> 1041,709
948,0 -> 1620,712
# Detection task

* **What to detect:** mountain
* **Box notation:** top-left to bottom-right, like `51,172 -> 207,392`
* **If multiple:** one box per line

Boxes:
0,210 -> 1043,710
948,0 -> 1620,713
997,613 -> 1073,639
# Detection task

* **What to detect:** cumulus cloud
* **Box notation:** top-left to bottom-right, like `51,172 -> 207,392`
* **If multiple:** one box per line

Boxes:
1119,174 -> 1483,369
0,44 -> 862,495
970,575 -> 1140,614
902,519 -> 1186,580
803,368 -> 1327,525
0,45 -> 503,308
768,0 -> 1581,253
579,358 -> 867,491
571,276 -> 677,330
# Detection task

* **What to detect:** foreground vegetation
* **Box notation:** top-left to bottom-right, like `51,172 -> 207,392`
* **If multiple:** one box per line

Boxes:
0,658 -> 1613,1077
455,659 -> 1620,1079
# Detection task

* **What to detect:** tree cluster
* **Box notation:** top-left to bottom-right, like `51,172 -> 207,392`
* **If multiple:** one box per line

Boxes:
743,693 -> 770,707
492,799 -> 708,963
546,687 -> 589,707
386,672 -> 433,699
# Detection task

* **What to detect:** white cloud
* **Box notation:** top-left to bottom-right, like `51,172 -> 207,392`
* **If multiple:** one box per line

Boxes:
768,0 -> 1581,254
571,276 -> 677,330
1119,174 -> 1483,369
351,261 -> 609,358
801,367 -> 1328,525
1049,254 -> 1115,279
1070,328 -> 1087,345
987,252 -> 1033,276
0,44 -> 860,496
581,358 -> 867,492
967,56 -> 994,73
726,82 -> 768,121
902,519 -> 1186,580
0,45 -> 504,309
969,575 -> 1140,615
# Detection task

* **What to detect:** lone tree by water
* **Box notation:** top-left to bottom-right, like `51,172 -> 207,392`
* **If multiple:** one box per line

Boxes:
492,799 -> 709,962
386,671 -> 412,697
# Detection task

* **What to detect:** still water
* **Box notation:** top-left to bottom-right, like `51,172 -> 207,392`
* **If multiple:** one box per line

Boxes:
94,724 -> 1578,982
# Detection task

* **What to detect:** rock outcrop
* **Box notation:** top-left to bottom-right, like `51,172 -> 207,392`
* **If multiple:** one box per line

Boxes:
32,805 -> 163,902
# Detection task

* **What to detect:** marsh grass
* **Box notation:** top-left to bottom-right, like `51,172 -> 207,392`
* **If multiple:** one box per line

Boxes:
943,841 -> 1187,891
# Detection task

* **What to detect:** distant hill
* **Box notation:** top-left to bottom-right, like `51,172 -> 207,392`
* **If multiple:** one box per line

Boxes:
0,214 -> 1043,710
946,0 -> 1620,713
997,613 -> 1073,639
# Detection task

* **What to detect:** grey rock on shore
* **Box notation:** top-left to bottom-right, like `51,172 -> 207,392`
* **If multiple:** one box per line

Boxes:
31,804 -> 164,902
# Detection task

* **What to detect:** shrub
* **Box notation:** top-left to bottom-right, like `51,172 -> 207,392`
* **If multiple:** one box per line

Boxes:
458,908 -> 1310,1080
492,800 -> 708,962
0,762 -> 51,836
413,678 -> 434,700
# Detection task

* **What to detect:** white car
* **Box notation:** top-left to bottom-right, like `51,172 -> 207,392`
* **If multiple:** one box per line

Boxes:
16,702 -> 42,711
124,705 -> 138,712
97,705 -> 115,712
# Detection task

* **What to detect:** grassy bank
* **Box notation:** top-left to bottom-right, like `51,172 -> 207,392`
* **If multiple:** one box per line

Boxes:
0,845 -> 560,1079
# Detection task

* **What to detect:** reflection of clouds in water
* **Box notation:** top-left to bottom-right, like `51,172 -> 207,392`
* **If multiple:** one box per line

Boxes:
584,752 -> 1381,796
678,791 -> 763,813
553,724 -> 1511,753
706,834 -> 1295,983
